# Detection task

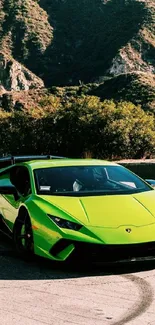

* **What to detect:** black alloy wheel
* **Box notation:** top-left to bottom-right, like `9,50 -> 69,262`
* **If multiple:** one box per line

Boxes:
13,211 -> 34,259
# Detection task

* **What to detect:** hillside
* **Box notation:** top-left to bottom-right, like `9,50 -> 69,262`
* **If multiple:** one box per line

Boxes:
39,0 -> 155,87
0,0 -> 154,110
89,72 -> 155,112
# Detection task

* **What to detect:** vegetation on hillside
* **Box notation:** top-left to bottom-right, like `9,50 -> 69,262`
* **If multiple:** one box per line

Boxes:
39,0 -> 149,85
89,72 -> 155,112
0,0 -> 52,70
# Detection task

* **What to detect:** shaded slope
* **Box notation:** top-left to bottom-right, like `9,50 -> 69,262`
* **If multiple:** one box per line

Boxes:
39,0 -> 147,85
89,72 -> 155,111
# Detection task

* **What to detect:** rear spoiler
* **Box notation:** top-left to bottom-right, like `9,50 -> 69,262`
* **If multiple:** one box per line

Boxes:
0,155 -> 67,169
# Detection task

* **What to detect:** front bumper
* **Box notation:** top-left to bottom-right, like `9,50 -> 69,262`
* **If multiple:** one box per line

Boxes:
50,239 -> 155,262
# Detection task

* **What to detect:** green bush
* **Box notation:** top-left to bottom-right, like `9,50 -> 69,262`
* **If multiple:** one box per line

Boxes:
0,97 -> 155,159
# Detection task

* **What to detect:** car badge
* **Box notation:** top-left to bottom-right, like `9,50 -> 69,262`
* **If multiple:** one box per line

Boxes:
126,228 -> 132,233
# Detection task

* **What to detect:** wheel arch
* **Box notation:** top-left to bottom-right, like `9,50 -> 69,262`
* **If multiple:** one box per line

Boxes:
13,205 -> 31,231
17,205 -> 29,220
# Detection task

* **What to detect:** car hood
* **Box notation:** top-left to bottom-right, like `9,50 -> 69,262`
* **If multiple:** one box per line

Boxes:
40,190 -> 155,228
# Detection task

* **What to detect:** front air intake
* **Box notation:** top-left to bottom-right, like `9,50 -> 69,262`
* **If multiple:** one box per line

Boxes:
50,239 -> 73,257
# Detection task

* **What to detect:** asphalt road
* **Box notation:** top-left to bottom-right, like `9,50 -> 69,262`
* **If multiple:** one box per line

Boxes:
0,235 -> 155,325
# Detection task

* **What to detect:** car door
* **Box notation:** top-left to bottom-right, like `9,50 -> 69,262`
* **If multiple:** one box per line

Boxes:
0,165 -> 31,231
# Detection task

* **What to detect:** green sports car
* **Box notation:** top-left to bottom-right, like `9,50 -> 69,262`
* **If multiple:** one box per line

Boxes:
0,155 -> 155,263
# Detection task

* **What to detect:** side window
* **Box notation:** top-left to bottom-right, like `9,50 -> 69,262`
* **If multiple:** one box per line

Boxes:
10,166 -> 31,196
0,171 -> 12,189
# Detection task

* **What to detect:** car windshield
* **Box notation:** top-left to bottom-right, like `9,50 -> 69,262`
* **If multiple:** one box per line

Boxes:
34,165 -> 152,196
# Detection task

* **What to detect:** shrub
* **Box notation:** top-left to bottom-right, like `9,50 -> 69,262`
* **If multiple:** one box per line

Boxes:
0,97 -> 154,159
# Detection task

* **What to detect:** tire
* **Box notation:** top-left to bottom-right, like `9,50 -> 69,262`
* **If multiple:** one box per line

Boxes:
13,211 -> 34,260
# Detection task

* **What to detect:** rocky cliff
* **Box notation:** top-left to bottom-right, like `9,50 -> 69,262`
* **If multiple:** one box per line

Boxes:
0,52 -> 44,93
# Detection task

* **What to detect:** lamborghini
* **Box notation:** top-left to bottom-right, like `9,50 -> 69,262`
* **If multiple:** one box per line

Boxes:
0,155 -> 155,263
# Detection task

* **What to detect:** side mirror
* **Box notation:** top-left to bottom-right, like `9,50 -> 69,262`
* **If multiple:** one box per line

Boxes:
145,179 -> 155,189
0,185 -> 19,199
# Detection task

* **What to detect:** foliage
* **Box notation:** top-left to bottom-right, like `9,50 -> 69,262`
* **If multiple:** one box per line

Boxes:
0,97 -> 154,159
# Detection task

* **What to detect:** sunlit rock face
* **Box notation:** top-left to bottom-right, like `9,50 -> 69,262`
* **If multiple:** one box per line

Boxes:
0,52 -> 44,92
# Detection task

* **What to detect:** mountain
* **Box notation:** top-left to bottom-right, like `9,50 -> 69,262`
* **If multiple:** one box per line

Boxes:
0,0 -> 154,110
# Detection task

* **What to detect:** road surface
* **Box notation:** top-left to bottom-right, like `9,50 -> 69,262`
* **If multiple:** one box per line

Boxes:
0,235 -> 155,325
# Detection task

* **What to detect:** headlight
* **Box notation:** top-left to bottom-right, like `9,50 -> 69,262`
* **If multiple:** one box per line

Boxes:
48,215 -> 82,231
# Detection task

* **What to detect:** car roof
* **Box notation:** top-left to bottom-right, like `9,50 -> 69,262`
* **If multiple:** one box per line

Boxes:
23,159 -> 119,170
